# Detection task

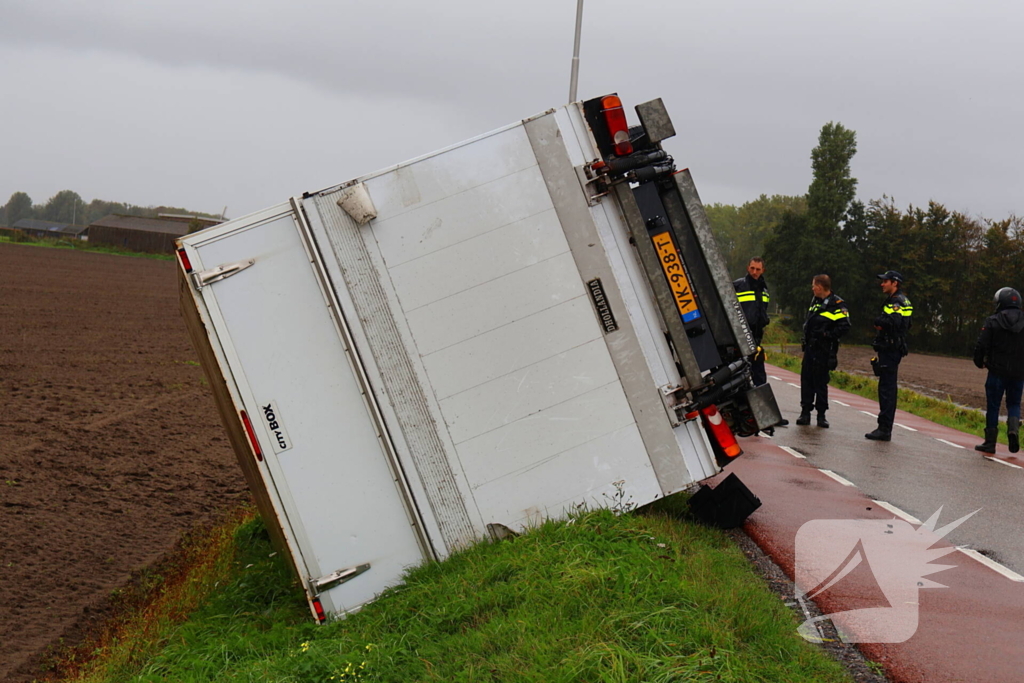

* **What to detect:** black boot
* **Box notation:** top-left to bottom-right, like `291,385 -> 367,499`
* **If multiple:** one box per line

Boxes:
817,413 -> 829,428
1009,417 -> 1020,454
865,429 -> 891,441
777,418 -> 790,426
975,427 -> 998,454
796,411 -> 811,426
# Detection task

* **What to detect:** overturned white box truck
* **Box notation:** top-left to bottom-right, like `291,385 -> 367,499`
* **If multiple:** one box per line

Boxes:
177,94 -> 782,623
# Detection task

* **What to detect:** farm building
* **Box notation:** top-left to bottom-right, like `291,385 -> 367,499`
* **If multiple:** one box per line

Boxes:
87,215 -> 220,253
13,219 -> 89,240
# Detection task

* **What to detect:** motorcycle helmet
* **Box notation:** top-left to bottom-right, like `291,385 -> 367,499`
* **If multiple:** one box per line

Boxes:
994,287 -> 1022,310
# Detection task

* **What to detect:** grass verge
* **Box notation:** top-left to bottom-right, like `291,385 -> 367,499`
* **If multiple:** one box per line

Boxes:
61,502 -> 855,683
766,349 -> 1006,445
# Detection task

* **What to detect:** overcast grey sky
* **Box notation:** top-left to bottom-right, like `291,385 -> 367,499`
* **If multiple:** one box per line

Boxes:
1,0 -> 1021,221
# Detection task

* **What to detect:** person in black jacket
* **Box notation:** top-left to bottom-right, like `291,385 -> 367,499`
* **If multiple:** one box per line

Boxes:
733,257 -> 772,387
972,287 -> 1024,454
865,270 -> 913,441
734,257 -> 789,432
797,274 -> 851,428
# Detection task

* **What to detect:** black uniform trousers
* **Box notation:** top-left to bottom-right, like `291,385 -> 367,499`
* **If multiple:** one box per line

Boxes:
800,348 -> 831,414
751,335 -> 767,386
751,356 -> 767,387
876,349 -> 901,434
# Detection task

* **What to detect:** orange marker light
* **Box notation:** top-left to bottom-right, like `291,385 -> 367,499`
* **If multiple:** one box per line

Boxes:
600,95 -> 633,156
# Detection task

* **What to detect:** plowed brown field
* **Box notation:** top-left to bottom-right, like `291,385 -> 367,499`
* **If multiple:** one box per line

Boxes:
772,343 -> 989,411
0,243 -> 247,683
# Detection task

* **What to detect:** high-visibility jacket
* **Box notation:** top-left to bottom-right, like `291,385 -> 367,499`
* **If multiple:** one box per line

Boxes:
802,293 -> 851,353
733,274 -> 771,341
872,291 -> 913,355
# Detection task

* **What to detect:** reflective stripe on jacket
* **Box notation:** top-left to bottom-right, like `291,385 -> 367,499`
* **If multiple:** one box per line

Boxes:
733,274 -> 770,340
802,293 -> 852,351
873,291 -> 913,353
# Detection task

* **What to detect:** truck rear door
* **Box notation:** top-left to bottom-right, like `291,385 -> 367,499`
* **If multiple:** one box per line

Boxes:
177,204 -> 430,619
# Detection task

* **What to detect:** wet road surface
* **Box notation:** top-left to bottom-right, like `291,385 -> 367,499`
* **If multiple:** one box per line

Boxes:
714,363 -> 1024,683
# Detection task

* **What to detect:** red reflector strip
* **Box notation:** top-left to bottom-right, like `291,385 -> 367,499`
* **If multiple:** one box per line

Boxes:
700,405 -> 742,458
240,410 -> 263,462
600,95 -> 633,157
312,597 -> 327,623
177,248 -> 193,273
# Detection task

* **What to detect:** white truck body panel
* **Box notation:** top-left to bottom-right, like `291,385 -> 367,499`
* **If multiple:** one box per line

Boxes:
178,102 -> 730,620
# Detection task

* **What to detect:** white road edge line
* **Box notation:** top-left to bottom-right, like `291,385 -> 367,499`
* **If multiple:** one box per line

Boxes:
860,410 -> 877,418
895,423 -> 918,432
779,446 -> 805,459
833,400 -> 850,407
787,382 -> 800,389
985,456 -> 1024,470
871,499 -> 922,524
769,375 -> 782,381
935,438 -> 965,449
819,469 -> 857,487
957,547 -> 1024,582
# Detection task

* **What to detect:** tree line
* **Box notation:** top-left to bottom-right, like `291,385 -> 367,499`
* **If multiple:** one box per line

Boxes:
707,123 -> 1023,357
1,189 -> 222,228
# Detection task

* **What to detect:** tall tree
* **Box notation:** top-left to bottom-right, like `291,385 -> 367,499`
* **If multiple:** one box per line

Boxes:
707,194 -> 808,277
807,122 -> 858,234
4,192 -> 33,226
764,122 -> 860,313
42,190 -> 86,224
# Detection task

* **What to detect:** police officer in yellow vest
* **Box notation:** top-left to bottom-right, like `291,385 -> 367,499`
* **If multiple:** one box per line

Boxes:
797,275 -> 851,427
865,270 -> 913,441
734,257 -> 790,432
733,257 -> 772,386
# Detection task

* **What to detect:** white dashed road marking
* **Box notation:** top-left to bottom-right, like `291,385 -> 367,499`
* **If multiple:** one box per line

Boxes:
957,548 -> 1024,582
779,446 -> 806,459
769,375 -> 782,381
985,457 -> 1023,470
833,400 -> 850,407
787,382 -> 800,389
871,499 -> 922,524
860,411 -> 877,418
895,423 -> 918,432
936,438 -> 965,449
819,469 -> 857,487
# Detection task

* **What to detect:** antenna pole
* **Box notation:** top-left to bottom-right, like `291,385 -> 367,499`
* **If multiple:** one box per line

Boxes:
568,0 -> 584,103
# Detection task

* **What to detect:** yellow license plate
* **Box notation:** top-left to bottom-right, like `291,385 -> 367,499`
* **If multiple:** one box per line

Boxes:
651,232 -> 701,322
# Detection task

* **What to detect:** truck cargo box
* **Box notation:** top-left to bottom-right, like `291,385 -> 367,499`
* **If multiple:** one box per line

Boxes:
177,95 -> 780,621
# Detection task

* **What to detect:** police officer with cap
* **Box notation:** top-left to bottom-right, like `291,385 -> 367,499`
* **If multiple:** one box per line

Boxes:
865,270 -> 913,441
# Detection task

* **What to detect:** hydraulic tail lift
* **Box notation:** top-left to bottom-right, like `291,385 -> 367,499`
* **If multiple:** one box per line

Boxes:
581,95 -> 781,456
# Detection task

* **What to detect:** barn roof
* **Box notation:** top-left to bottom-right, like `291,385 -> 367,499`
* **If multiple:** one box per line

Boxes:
89,215 -> 191,236
13,219 -> 68,232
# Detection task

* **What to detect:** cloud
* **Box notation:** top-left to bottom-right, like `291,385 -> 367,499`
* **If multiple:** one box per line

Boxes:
2,0 -> 1021,218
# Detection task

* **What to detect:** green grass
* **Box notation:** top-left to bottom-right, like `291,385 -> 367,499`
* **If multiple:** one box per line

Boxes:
767,350 -> 1003,445
63,502 -> 854,683
761,319 -> 801,347
0,232 -> 173,260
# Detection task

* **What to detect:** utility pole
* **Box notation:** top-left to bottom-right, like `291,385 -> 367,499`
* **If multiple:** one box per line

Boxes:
568,0 -> 584,103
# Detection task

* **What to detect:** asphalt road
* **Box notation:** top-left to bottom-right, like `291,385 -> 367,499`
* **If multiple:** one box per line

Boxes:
763,366 -> 1024,575
722,363 -> 1024,682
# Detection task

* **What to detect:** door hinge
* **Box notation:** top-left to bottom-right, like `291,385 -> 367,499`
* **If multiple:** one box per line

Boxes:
309,563 -> 371,595
191,258 -> 255,290
575,163 -> 610,206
